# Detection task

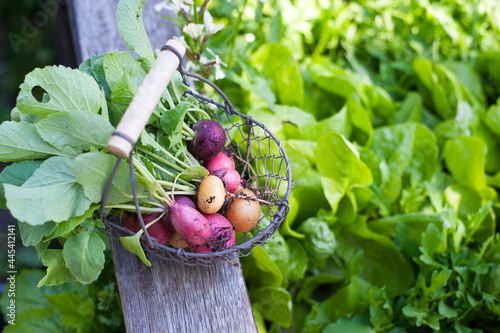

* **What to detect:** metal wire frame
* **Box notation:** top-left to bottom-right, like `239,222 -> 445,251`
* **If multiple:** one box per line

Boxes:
100,63 -> 293,266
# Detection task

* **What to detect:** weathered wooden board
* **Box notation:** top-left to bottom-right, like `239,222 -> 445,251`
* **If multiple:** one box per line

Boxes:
67,1 -> 258,332
111,238 -> 257,333
67,0 -> 180,60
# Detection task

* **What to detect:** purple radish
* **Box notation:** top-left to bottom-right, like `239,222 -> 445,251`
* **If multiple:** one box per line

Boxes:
203,213 -> 235,251
204,151 -> 235,173
212,168 -> 241,193
169,203 -> 212,251
123,213 -> 140,233
187,119 -> 226,161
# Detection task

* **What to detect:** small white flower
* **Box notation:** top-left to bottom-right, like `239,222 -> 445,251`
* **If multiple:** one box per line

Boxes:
206,48 -> 227,80
154,0 -> 191,14
204,10 -> 224,35
183,23 -> 205,39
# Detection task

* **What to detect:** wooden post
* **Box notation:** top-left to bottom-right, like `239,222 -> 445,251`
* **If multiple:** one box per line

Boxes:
67,1 -> 258,332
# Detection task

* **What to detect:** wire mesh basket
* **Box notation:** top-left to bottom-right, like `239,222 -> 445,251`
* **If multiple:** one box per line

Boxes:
100,62 -> 293,266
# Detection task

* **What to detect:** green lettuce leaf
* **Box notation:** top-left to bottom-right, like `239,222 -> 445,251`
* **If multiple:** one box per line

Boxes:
38,250 -> 78,287
36,111 -> 114,151
4,156 -> 92,225
17,65 -> 102,115
0,160 -> 43,208
316,132 -> 373,214
73,152 -> 143,204
62,229 -> 106,284
0,121 -> 74,162
116,0 -> 154,71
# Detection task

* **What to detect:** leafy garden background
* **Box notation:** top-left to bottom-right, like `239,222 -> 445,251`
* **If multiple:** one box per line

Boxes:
1,0 -> 500,332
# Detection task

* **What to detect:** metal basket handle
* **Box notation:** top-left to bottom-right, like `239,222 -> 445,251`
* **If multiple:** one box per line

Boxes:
107,39 -> 186,158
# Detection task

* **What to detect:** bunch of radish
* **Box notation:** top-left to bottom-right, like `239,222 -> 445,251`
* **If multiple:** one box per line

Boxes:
122,119 -> 262,253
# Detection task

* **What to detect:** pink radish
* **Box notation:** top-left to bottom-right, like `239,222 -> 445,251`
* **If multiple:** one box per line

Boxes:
204,150 -> 235,173
203,213 -> 235,251
212,168 -> 241,193
164,196 -> 197,230
169,203 -> 211,251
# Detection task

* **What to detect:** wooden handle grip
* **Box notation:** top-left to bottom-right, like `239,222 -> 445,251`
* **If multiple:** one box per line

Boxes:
108,39 -> 186,158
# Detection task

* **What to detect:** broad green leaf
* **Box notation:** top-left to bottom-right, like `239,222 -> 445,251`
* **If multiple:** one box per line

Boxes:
253,306 -> 268,333
181,165 -> 209,180
252,43 -> 304,107
316,132 -> 372,213
241,246 -> 283,289
73,152 -> 142,204
324,315 -> 377,333
274,105 -> 316,129
263,232 -> 289,273
473,119 -> 500,174
372,123 -> 437,181
17,65 -> 101,115
5,156 -> 92,225
485,104 -> 500,136
0,269 -> 51,315
368,123 -> 437,211
368,213 -> 445,241
363,84 -> 396,125
0,160 -> 42,208
18,221 -> 57,247
444,136 -> 487,192
303,106 -> 351,141
250,287 -> 292,328
285,239 -> 308,279
297,273 -> 344,304
103,50 -> 147,91
37,111 -> 114,151
444,184 -> 484,218
318,276 -> 372,322
297,217 -> 336,262
44,292 -> 95,329
110,74 -> 137,113
413,58 -> 453,119
161,102 -> 190,148
44,205 -> 100,241
120,232 -> 151,266
63,230 -> 106,284
116,0 -> 154,71
291,169 -> 330,222
38,250 -> 77,287
346,98 -> 373,146
338,218 -> 414,297
394,92 -> 422,123
310,62 -> 357,98
227,69 -> 276,113
0,121 -> 72,162
2,308 -> 64,333
442,61 -> 485,106
90,54 -> 111,97
279,194 -> 304,239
